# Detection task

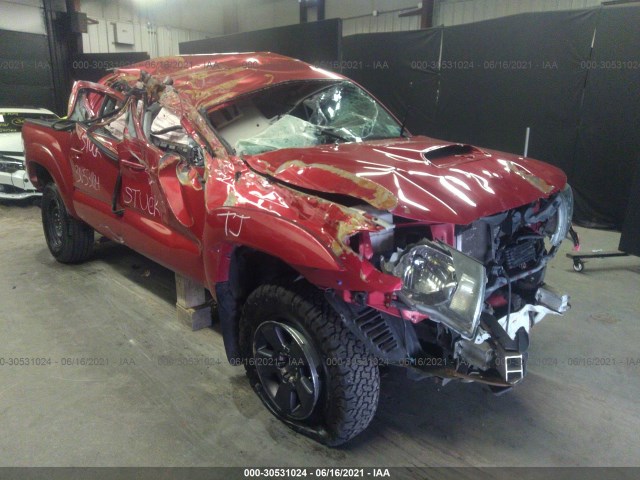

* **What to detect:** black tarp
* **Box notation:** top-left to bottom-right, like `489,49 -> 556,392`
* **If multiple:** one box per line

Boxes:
342,6 -> 639,240
179,19 -> 342,67
342,29 -> 441,132
430,9 -> 597,177
0,30 -> 56,111
619,160 -> 640,256
571,5 -> 640,229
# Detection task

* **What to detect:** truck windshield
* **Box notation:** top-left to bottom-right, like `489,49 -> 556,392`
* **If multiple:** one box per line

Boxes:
207,81 -> 402,156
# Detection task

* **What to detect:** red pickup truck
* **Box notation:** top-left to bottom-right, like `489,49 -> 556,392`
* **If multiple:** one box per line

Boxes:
23,53 -> 573,446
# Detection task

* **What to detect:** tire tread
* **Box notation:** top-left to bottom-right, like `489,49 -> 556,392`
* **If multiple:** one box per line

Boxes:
42,183 -> 94,264
241,282 -> 380,446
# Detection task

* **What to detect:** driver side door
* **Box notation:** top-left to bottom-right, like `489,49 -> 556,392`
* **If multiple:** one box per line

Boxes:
115,100 -> 207,282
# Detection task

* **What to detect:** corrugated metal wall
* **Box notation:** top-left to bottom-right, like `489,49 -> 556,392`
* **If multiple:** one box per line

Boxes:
340,0 -> 605,35
434,0 -> 603,26
0,0 -> 47,35
334,0 -> 421,36
81,20 -> 210,57
79,0 -> 221,56
73,0 -> 608,53
342,10 -> 420,36
233,0 -> 299,33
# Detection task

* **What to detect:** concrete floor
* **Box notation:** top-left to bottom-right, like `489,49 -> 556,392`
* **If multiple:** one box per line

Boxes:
1,200 -> 639,468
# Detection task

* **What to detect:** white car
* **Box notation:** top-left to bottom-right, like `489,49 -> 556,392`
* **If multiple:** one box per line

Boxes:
0,107 -> 58,200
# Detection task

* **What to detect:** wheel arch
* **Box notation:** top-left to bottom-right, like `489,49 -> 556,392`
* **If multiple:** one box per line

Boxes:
211,245 -> 305,364
26,154 -> 76,216
28,161 -> 53,187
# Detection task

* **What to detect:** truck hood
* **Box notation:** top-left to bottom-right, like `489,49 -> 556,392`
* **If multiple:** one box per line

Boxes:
244,136 -> 567,225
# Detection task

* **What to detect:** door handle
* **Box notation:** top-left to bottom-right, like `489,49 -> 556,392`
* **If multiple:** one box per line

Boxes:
121,159 -> 145,171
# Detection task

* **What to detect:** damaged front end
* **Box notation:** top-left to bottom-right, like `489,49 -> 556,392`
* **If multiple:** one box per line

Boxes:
326,184 -> 574,389
175,67 -> 573,390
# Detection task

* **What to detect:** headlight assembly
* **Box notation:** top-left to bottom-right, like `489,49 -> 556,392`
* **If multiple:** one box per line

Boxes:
392,241 -> 486,340
550,183 -> 573,246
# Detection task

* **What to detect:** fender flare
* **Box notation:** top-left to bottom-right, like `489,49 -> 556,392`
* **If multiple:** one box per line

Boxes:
203,207 -> 342,287
202,209 -> 344,363
26,143 -> 76,216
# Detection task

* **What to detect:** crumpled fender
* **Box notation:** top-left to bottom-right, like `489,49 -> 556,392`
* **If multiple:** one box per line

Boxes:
202,204 -> 402,293
201,165 -> 401,292
204,206 -> 342,272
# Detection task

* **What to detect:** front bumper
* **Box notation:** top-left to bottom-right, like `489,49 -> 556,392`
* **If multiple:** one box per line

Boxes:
0,170 -> 41,200
455,285 -> 570,384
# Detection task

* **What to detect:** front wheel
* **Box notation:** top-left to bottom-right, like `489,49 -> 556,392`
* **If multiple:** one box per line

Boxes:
240,283 -> 380,446
41,183 -> 94,263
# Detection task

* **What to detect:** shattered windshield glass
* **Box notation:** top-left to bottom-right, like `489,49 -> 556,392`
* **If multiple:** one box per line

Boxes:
208,81 -> 402,156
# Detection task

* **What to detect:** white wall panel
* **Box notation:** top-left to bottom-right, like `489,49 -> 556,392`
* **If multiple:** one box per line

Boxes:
342,8 -> 420,36
75,0 -> 608,53
97,22 -> 110,52
78,0 -> 222,57
433,0 -> 603,26
338,0 -> 603,35
326,0 -> 370,19
4,0 -> 40,6
229,0 -> 428,34
235,0 -> 298,33
333,0 -> 421,36
156,26 -> 168,57
0,1 -> 46,35
133,22 -> 143,52
139,23 -> 151,56
326,0 -> 420,19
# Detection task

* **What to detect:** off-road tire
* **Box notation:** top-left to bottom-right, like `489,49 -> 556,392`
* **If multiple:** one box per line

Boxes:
41,183 -> 94,263
240,282 -> 380,446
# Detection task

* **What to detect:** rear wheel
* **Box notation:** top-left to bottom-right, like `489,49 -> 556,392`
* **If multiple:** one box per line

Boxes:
41,183 -> 94,263
240,283 -> 380,446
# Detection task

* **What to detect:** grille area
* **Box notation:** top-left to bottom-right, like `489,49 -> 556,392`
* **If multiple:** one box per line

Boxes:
354,308 -> 398,354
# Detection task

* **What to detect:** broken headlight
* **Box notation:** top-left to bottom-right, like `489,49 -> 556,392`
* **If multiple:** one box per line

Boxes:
392,242 -> 486,340
549,183 -> 574,246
